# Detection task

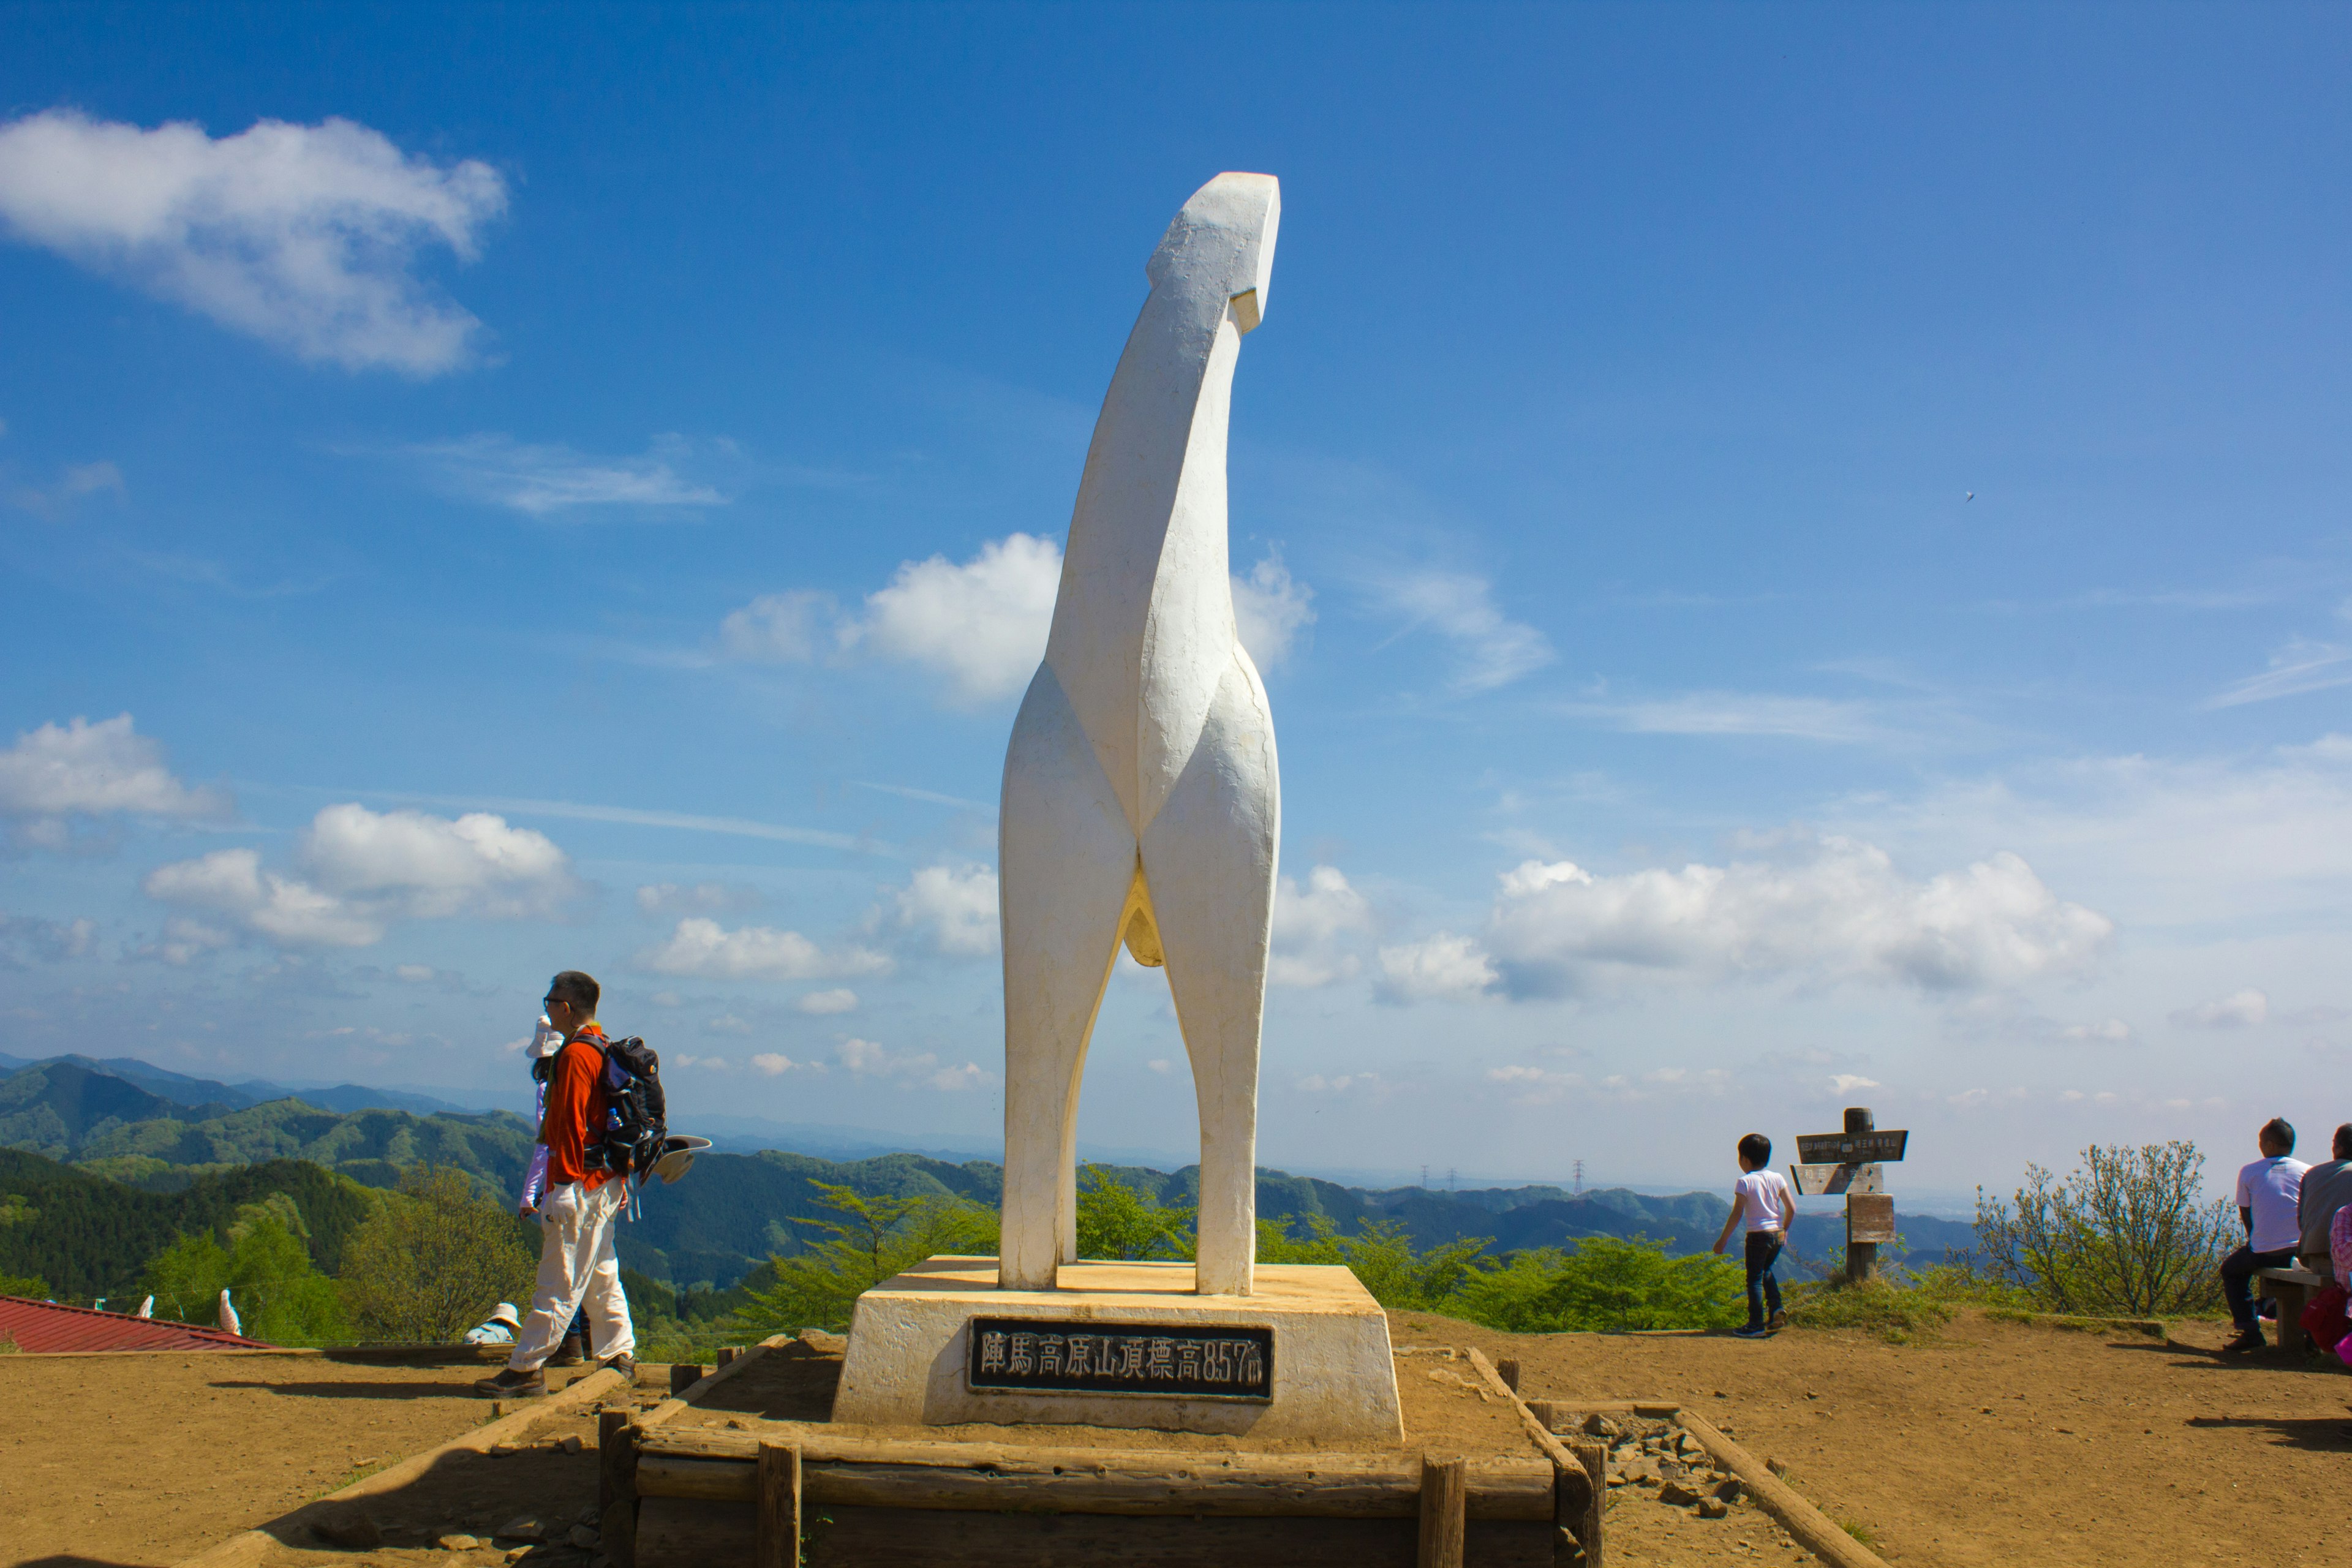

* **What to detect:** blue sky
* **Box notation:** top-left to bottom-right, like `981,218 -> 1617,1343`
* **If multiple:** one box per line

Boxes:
4,3 -> 2351,1200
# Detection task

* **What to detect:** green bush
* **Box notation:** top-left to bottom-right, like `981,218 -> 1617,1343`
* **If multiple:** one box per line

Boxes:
137,1195 -> 351,1344
0,1270 -> 47,1297
336,1164 -> 534,1341
1075,1166 -> 1195,1261
1974,1141 -> 2233,1317
729,1182 -> 997,1335
1453,1235 -> 1747,1333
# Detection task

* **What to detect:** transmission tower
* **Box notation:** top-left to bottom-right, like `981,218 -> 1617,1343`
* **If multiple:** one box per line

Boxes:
1573,1159 -> 1585,1196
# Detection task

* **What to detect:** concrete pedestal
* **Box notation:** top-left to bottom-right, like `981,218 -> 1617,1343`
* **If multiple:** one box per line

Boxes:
832,1256 -> 1404,1444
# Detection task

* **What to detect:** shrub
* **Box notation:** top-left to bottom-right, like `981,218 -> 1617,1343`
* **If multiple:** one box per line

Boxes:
337,1164 -> 535,1341
730,1182 -> 997,1335
1075,1166 -> 1195,1261
1455,1236 -> 1746,1333
0,1270 -> 48,1298
137,1196 -> 351,1345
1974,1142 -> 2233,1316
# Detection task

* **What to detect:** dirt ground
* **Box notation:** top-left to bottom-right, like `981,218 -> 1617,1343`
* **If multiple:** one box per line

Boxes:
0,1352 -> 637,1568
1393,1308 -> 2352,1568
13,1311 -> 2351,1568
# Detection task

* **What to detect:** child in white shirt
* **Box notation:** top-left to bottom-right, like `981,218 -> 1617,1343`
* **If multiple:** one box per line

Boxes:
1712,1132 -> 1797,1338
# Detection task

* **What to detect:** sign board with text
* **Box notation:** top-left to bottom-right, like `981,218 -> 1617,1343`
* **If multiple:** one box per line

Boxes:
1795,1129 -> 1908,1166
1790,1161 -> 1883,1197
966,1317 -> 1273,1401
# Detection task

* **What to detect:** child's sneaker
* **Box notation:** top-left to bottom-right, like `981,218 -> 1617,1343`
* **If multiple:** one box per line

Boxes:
1732,1324 -> 1771,1339
1768,1310 -> 1789,1331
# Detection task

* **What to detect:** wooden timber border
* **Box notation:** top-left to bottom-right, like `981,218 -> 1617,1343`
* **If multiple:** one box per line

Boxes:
611,1334 -> 1601,1568
1515,1381 -> 1894,1568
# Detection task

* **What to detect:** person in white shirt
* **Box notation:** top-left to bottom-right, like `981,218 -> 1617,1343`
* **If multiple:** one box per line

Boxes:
1712,1133 -> 1798,1338
2222,1118 -> 2310,1353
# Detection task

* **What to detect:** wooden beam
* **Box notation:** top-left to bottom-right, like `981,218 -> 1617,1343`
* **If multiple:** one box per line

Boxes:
670,1363 -> 706,1396
1559,1439 -> 1605,1568
1494,1357 -> 1521,1392
757,1439 -> 801,1568
1418,1454 -> 1467,1568
1673,1409 -> 1893,1568
600,1408 -> 633,1513
639,1332 -> 797,1428
633,1452 -> 1553,1519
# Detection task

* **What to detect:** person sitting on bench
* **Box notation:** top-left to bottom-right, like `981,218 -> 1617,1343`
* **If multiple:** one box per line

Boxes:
2222,1117 -> 2309,1353
2297,1123 -> 2352,1282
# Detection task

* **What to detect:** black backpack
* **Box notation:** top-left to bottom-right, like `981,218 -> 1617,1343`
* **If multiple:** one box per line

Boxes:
540,1035 -> 668,1179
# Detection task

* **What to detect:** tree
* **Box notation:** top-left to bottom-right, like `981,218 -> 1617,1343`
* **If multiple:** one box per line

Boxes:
0,1270 -> 48,1298
1452,1236 -> 1745,1332
1074,1166 -> 1195,1261
1974,1141 -> 2234,1316
136,1195 -> 352,1344
1259,1215 -> 1491,1311
337,1164 -> 535,1341
730,1181 -> 997,1335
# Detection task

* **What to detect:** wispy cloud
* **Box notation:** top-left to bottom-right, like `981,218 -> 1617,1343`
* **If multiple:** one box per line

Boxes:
0,110 -> 503,374
8,459 -> 123,516
1366,569 -> 1553,693
1561,691 -> 1882,744
405,432 -> 729,516
2205,638 -> 2352,709
334,789 -> 899,857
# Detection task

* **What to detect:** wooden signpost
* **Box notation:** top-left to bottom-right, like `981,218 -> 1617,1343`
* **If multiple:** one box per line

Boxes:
1790,1107 -> 1907,1283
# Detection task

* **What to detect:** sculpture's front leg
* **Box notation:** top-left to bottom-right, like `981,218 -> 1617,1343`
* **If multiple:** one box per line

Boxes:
998,663 -> 1140,1291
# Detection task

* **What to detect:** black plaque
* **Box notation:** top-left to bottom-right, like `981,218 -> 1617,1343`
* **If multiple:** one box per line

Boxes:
965,1317 -> 1273,1401
1795,1129 -> 1908,1165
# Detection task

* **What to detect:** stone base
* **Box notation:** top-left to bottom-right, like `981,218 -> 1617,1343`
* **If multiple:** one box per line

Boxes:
831,1256 -> 1404,1444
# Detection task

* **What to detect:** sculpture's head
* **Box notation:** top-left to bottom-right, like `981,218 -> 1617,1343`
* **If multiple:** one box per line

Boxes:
1146,172 -> 1281,334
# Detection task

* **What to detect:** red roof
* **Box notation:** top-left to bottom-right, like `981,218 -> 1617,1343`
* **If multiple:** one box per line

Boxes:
0,1295 -> 277,1353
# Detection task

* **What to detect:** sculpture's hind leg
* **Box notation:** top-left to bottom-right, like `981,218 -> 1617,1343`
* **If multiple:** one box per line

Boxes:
1139,649 -> 1279,1296
998,663 -> 1139,1292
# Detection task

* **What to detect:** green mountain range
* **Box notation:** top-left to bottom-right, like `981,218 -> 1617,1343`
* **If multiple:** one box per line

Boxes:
0,1058 -> 1979,1301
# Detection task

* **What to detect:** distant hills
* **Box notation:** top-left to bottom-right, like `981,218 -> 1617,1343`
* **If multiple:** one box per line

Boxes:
0,1054 -> 1980,1297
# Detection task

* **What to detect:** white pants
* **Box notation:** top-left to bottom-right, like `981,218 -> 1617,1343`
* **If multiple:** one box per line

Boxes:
509,1178 -> 635,1370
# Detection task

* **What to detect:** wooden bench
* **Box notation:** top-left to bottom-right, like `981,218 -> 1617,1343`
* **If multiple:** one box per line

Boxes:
2255,1265 -> 2328,1353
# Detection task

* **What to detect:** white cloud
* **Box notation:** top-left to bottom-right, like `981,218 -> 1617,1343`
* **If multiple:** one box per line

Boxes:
144,846 -> 383,948
0,714 -> 228,845
797,988 -> 859,1016
635,881 -> 761,918
2172,989 -> 2269,1029
2059,1019 -> 2133,1042
1475,834 -> 2111,1000
1828,1074 -> 1883,1094
723,536 -> 1316,705
9,459 -> 126,516
1376,933 -> 1501,1003
135,916 -> 232,966
393,963 -> 434,982
1368,570 -> 1553,693
1232,552 -> 1315,669
894,864 -> 998,957
638,918 -> 893,982
1297,1071 -> 1384,1095
2206,638 -> 2352,709
299,804 -> 574,919
720,590 -> 832,662
844,533 -> 1062,704
408,433 -> 726,515
1487,1063 -> 1581,1104
672,1053 -> 731,1070
1147,1058 -> 1175,1074
836,1036 -> 990,1091
0,110 -> 503,374
0,913 -> 98,966
1268,865 -> 1372,987
1566,692 -> 1882,744
751,1051 -> 819,1076
704,1014 -> 752,1036
141,803 -> 575,948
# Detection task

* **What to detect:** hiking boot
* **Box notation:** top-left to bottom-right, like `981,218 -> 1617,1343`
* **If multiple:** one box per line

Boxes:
547,1335 -> 585,1366
473,1366 -> 546,1398
601,1352 -> 638,1382
2221,1329 -> 2266,1354
1768,1310 -> 1789,1331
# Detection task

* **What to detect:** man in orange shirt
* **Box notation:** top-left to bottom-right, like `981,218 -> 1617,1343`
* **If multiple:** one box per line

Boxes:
476,970 -> 637,1396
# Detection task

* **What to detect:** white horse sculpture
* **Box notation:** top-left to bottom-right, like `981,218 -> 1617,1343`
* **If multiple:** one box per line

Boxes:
998,173 -> 1281,1297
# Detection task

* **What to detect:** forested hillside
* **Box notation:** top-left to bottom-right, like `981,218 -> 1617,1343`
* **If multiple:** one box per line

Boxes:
0,1149 -> 382,1298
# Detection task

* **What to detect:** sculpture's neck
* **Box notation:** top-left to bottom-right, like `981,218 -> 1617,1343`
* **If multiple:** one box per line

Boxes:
1050,285 -> 1240,643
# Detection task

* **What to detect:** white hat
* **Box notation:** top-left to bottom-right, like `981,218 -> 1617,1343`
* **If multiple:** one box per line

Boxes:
489,1302 -> 520,1327
529,1016 -> 564,1059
